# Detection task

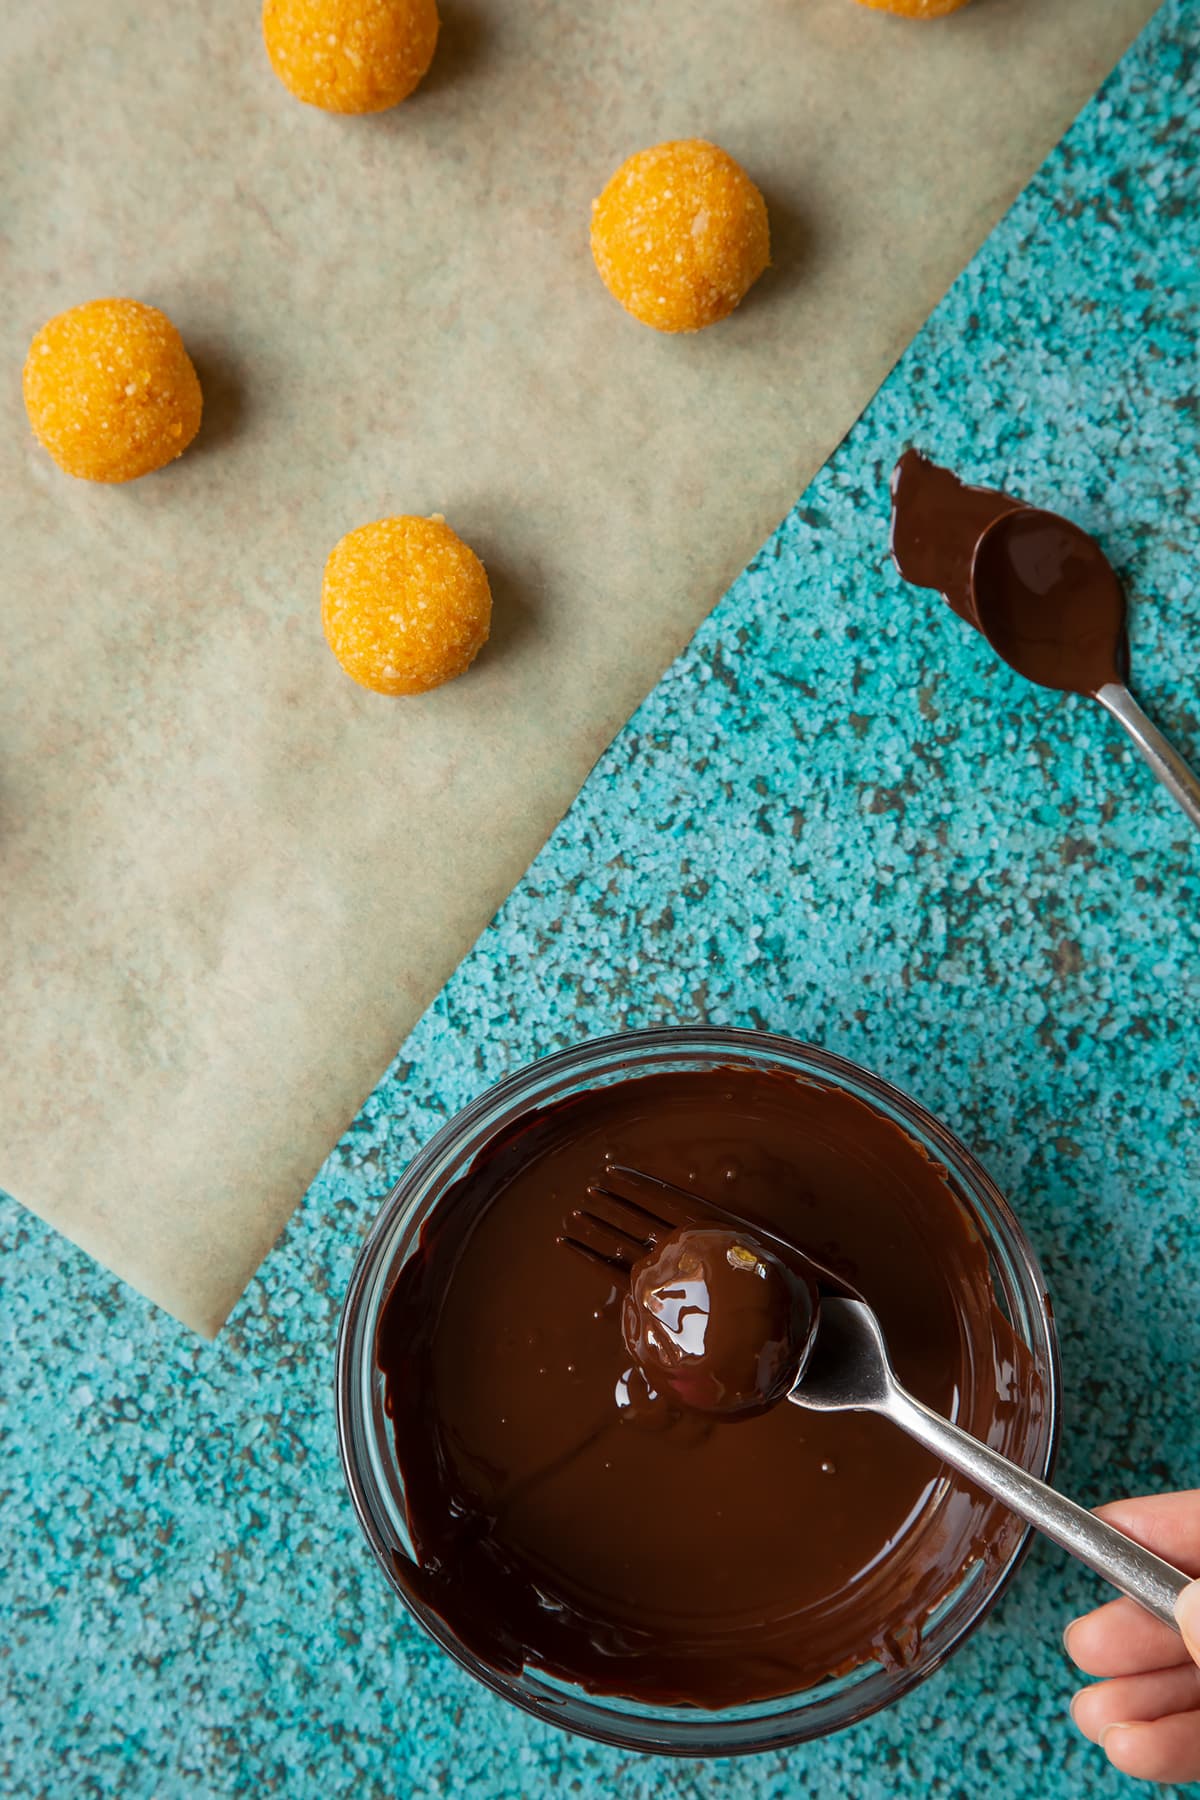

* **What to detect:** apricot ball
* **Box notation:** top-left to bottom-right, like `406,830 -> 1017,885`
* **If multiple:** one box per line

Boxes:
322,515 -> 492,696
23,299 -> 203,484
590,139 -> 770,333
262,0 -> 439,114
853,0 -> 972,16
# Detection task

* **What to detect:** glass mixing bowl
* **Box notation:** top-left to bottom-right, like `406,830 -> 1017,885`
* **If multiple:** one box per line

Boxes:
336,1028 -> 1060,1755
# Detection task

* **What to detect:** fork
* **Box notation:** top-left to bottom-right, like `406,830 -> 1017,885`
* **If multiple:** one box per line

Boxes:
561,1168 -> 1193,1631
560,1162 -> 848,1290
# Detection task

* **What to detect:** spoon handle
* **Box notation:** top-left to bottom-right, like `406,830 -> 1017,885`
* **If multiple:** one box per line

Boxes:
884,1384 -> 1190,1628
1095,681 -> 1200,831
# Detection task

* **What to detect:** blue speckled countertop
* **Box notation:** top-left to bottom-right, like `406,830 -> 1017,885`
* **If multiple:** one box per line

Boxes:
4,3 -> 1200,1795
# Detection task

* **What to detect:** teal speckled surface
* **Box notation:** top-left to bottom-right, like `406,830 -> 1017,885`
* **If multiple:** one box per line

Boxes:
4,4 -> 1200,1795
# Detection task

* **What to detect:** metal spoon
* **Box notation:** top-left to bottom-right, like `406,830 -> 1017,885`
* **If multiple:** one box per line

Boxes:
789,1296 -> 1190,1629
1091,682 -> 1200,831
970,507 -> 1200,831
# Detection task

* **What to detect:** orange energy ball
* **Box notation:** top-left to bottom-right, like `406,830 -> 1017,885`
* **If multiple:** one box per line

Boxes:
590,139 -> 770,333
322,515 -> 492,695
262,0 -> 439,114
22,299 -> 203,483
853,0 -> 971,15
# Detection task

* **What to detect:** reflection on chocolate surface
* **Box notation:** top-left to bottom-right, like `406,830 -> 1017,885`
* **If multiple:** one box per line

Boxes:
890,449 -> 1129,695
376,1066 -> 1045,1709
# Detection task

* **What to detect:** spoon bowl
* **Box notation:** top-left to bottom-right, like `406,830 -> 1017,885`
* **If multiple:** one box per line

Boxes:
970,507 -> 1127,695
969,505 -> 1200,829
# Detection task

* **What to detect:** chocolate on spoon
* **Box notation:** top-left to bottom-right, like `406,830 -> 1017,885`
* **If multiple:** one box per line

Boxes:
970,508 -> 1127,696
891,450 -> 1200,831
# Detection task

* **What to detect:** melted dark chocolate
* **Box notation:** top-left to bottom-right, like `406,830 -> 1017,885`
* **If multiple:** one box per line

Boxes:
376,1066 -> 1047,1709
890,449 -> 1128,694
890,448 -> 1019,623
623,1226 -> 819,1419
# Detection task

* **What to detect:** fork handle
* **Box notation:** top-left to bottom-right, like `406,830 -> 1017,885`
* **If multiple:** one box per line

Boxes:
884,1385 -> 1190,1629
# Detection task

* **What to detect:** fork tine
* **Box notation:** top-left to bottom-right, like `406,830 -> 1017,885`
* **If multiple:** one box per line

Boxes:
572,1207 -> 652,1252
557,1233 -> 633,1275
600,1165 -> 690,1225
586,1180 -> 674,1234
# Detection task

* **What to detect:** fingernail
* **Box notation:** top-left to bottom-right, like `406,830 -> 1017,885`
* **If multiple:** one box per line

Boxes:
1068,1690 -> 1085,1727
1176,1579 -> 1200,1656
1062,1618 -> 1083,1658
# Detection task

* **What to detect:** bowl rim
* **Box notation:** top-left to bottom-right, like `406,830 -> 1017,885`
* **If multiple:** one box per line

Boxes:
335,1025 -> 1061,1757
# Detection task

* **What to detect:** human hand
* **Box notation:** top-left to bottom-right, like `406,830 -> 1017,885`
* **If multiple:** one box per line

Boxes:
1064,1490 -> 1200,1783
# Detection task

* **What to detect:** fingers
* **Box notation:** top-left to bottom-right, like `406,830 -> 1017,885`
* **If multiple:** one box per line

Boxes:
1100,1712 -> 1200,1785
1065,1595 -> 1191,1678
1071,1664 -> 1200,1743
1093,1492 -> 1200,1571
1179,1580 -> 1200,1662
1064,1495 -> 1200,1677
1064,1496 -> 1200,1781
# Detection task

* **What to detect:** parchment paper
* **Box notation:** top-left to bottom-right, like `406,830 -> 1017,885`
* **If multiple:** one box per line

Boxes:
1,0 -> 1158,1334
